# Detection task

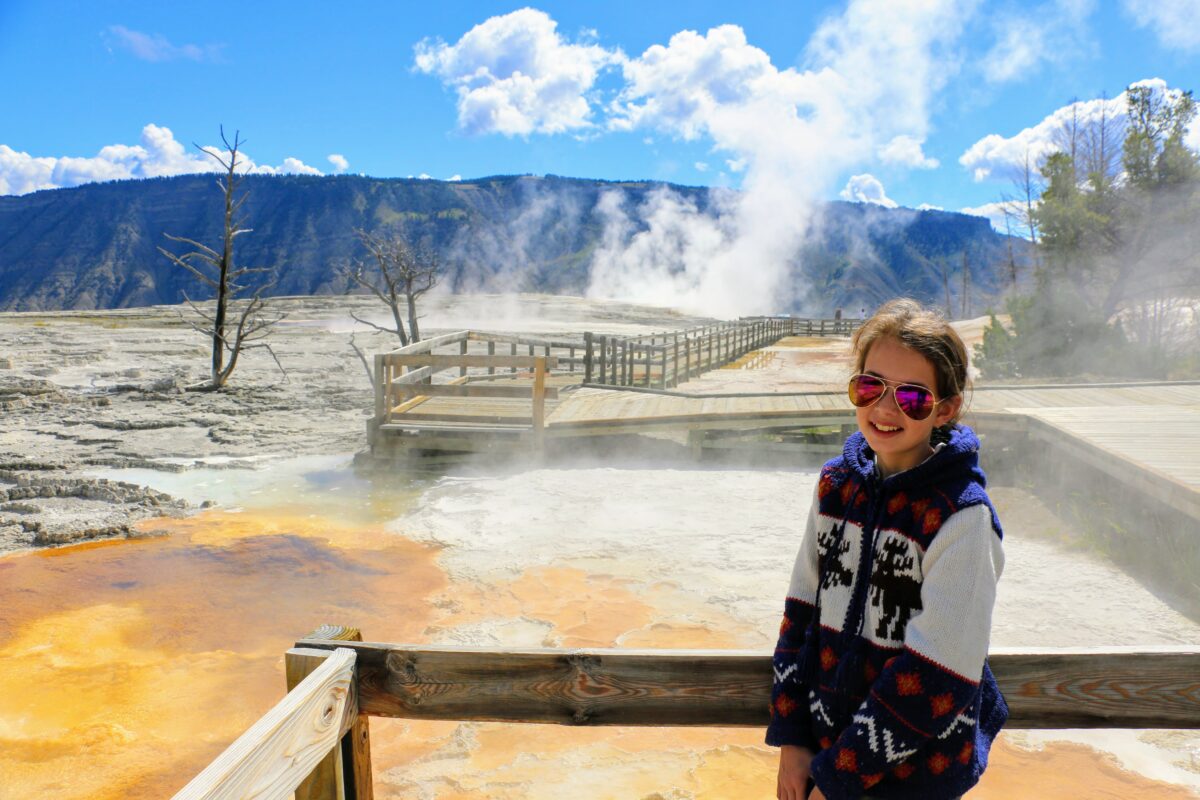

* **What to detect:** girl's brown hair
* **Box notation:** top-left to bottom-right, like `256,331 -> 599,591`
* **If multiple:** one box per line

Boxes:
850,299 -> 970,422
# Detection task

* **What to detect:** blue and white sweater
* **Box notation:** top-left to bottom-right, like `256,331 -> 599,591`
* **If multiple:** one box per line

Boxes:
766,424 -> 1008,800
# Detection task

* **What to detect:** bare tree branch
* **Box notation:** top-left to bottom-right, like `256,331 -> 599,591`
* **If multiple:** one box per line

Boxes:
348,332 -> 374,385
347,309 -> 402,337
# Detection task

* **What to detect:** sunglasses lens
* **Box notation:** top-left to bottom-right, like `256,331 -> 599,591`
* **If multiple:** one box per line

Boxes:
895,386 -> 935,420
848,375 -> 885,407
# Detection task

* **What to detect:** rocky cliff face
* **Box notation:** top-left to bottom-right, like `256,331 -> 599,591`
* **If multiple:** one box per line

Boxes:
0,173 -> 1021,313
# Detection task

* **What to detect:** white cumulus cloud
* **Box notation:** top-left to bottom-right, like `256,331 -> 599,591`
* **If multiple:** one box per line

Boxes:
102,25 -> 222,62
959,78 -> 1198,182
260,157 -> 323,176
960,201 -> 1023,233
840,174 -> 898,207
1122,0 -> 1200,51
413,8 -> 622,136
327,154 -> 349,173
878,135 -> 939,169
0,125 -> 325,195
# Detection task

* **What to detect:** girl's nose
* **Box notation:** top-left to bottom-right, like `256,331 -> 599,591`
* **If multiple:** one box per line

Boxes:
878,385 -> 902,413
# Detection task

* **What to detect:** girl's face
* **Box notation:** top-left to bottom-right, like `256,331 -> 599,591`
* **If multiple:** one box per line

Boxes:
857,336 -> 961,476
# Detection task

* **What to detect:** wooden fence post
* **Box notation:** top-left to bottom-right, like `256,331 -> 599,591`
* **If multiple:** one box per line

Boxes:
598,336 -> 607,384
287,626 -> 373,800
373,354 -> 386,423
384,359 -> 394,424
459,339 -> 468,378
532,357 -> 547,452
488,341 -> 496,376
510,343 -> 518,374
672,334 -> 680,387
584,332 -> 594,385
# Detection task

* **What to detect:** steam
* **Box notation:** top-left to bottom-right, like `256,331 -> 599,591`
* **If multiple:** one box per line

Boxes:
444,177 -> 591,294
585,1 -> 976,316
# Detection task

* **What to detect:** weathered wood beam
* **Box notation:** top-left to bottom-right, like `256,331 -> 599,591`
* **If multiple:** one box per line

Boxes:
288,626 -> 374,800
386,354 -> 559,369
390,383 -> 559,400
467,331 -> 586,350
292,642 -> 1200,730
390,365 -> 435,385
384,330 -> 470,356
171,648 -> 357,800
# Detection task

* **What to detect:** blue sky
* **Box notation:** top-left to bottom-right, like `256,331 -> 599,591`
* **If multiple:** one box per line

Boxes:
2,0 -> 1198,223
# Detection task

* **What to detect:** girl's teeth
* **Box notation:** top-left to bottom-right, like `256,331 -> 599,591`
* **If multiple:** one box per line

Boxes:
876,424 -> 900,432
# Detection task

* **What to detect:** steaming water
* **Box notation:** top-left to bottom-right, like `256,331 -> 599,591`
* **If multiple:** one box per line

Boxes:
2,458 -> 1198,798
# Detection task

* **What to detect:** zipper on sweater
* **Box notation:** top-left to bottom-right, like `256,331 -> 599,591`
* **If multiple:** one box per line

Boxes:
832,472 -> 886,725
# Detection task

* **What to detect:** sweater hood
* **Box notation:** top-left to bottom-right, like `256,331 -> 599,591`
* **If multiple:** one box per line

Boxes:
841,423 -> 987,492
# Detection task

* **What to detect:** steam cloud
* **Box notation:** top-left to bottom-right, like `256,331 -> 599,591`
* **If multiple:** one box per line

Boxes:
585,1 -> 974,316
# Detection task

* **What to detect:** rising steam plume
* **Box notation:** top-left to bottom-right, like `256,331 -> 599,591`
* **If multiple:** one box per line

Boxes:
585,1 -> 976,317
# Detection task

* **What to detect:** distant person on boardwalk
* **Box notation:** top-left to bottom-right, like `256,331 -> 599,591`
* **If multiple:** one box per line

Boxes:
834,308 -> 842,321
767,298 -> 1007,800
859,306 -> 866,320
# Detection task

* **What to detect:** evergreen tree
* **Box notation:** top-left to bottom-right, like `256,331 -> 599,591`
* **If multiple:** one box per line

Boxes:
976,82 -> 1200,380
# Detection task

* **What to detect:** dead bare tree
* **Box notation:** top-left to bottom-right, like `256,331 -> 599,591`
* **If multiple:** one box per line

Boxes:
1001,205 -> 1020,292
159,127 -> 286,390
342,227 -> 440,347
1014,148 -> 1043,256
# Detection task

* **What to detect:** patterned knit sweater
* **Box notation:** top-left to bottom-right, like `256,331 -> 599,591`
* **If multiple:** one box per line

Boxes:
766,424 -> 1008,800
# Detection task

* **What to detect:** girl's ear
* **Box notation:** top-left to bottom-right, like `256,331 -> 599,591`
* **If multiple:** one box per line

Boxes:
936,394 -> 962,427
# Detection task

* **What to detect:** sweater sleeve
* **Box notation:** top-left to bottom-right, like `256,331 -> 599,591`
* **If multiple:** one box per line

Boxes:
810,503 -> 1004,799
765,479 -> 823,750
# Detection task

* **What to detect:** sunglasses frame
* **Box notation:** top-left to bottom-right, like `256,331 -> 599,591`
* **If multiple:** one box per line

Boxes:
847,373 -> 946,422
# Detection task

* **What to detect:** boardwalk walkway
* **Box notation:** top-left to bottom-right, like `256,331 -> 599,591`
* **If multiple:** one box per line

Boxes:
371,324 -> 1200,520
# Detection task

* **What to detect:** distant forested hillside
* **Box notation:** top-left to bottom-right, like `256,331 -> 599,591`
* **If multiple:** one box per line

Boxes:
0,173 -> 1024,314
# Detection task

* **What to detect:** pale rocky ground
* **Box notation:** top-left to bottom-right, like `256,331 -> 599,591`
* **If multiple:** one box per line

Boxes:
0,293 -> 712,553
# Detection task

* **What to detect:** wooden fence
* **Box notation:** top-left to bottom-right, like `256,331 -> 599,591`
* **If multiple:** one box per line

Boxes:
369,319 -> 858,445
173,625 -> 1200,799
581,317 -> 859,390
371,330 -> 583,447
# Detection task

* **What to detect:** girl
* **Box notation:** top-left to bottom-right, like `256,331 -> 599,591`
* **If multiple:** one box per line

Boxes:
767,299 -> 1007,800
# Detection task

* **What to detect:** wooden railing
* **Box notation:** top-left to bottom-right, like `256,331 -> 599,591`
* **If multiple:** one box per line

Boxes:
371,331 -> 577,447
175,626 -> 1200,799
369,319 -> 862,439
582,317 -> 860,389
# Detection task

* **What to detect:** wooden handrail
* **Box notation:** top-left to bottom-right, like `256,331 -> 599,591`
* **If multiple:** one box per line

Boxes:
385,354 -> 559,369
171,647 -> 357,800
294,640 -> 1200,730
176,636 -> 1200,799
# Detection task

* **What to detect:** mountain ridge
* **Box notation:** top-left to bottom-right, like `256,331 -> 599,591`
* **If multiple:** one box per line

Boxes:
0,172 -> 1021,314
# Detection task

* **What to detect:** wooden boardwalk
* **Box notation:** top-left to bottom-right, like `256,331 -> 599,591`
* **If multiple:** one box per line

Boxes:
371,325 -> 1200,519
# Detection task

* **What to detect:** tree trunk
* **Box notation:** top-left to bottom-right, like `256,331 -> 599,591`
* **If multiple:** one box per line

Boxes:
212,170 -> 235,388
406,277 -> 421,343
